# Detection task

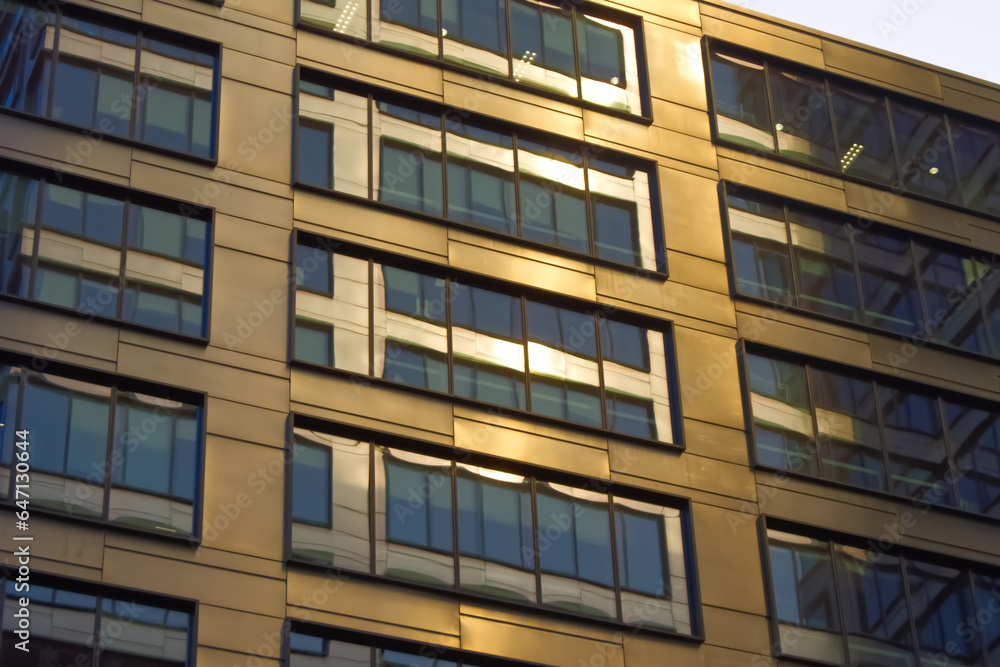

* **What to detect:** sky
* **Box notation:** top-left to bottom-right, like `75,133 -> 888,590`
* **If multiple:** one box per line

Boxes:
738,0 -> 1000,85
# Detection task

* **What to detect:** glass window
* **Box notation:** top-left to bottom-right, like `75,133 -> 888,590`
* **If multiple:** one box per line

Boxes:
770,69 -> 837,169
746,354 -> 818,476
298,120 -> 334,189
300,0 -> 368,40
952,120 -> 1000,216
376,102 -> 444,216
727,193 -> 794,304
588,157 -> 657,269
0,6 -> 217,157
878,386 -> 953,507
710,50 -> 775,152
510,0 -> 577,98
789,210 -> 860,321
854,229 -> 922,336
442,0 -> 509,78
385,458 -> 452,552
615,508 -> 665,595
831,85 -> 898,185
915,244 -> 992,356
907,559 -> 980,666
293,442 -> 332,526
518,140 -> 588,254
891,101 -> 959,204
943,401 -> 1000,519
445,120 -> 516,234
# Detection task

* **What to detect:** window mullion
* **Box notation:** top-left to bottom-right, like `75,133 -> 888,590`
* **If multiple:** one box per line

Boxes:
449,461 -> 459,590
825,538 -> 852,662
512,132 -> 523,238
521,295 -> 531,413
102,386 -> 117,524
46,10 -> 61,119
802,365 -> 825,480
445,276 -> 455,395
871,377 -> 895,496
897,554 -> 923,666
593,312 -> 608,430
368,257 -> 375,377
118,200 -> 130,319
529,476 -> 542,604
606,495 -> 624,622
368,441 -> 377,575
132,30 -> 142,140
28,175 -> 44,302
91,593 -> 102,667
440,113 -> 450,220
783,204 -> 802,309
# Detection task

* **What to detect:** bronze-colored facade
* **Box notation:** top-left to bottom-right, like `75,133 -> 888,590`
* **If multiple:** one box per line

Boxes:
1,0 -> 999,665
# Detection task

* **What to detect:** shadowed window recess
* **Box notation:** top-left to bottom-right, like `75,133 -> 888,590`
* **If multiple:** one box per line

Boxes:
0,362 -> 202,537
299,0 -> 646,115
725,185 -> 1000,360
0,576 -> 193,667
295,73 -> 663,271
0,1 -> 218,158
292,238 -> 678,443
745,349 -> 1000,520
708,43 -> 1000,217
765,524 -> 998,666
288,425 -> 694,633
0,166 -> 210,337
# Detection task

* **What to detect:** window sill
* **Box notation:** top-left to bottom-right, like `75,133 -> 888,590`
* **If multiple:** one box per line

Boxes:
0,503 -> 202,546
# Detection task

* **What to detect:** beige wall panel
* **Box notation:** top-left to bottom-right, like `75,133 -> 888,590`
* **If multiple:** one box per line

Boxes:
969,223 -> 1000,256
129,161 -> 293,229
295,192 -> 449,259
653,127 -> 718,170
208,247 -> 290,360
595,270 -> 667,311
702,605 -> 771,655
760,486 -> 899,540
218,80 -> 294,185
659,167 -> 726,262
650,98 -> 713,141
291,400 -> 454,448
460,615 -> 625,667
81,0 -> 141,17
664,281 -> 737,328
0,301 -> 120,364
287,572 -> 461,634
207,397 -> 288,449
692,503 -> 766,615
0,147 -> 128,188
143,1 -> 295,63
756,473 -> 899,517
298,32 -> 444,98
736,311 -> 873,370
664,253 -> 729,294
448,229 -> 593,273
682,419 -> 751,466
608,0 -> 701,26
699,4 -> 823,48
701,17 -> 824,69
460,602 -> 623,643
454,404 -> 608,449
718,156 -> 847,210
736,300 -> 870,343
644,24 -> 707,111
941,86 -> 1000,123
131,150 -> 292,200
621,633 -> 701,666
116,334 -> 289,379
291,369 -> 454,436
287,606 -> 462,647
216,213 -> 292,261
699,645 -> 774,667
673,327 -> 743,429
583,110 -> 657,156
222,0 -> 295,26
660,155 -> 719,181
0,335 -> 117,374
610,441 -> 755,501
868,335 -> 1000,394
903,509 -> 1000,562
0,115 -> 132,180
612,470 -> 754,514
2,556 -> 101,582
197,646 -> 280,667
200,435 -> 285,560
455,417 -> 609,479
843,182 -> 972,243
104,531 -> 285,579
0,516 -> 104,569
821,41 -> 942,99
103,547 -> 286,616
940,75 -> 1000,104
116,344 -> 290,412
198,605 -> 285,656
222,48 -> 296,95
449,241 -> 597,301
442,80 -> 583,138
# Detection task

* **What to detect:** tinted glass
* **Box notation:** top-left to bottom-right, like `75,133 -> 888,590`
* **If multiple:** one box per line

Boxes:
510,1 -> 577,97
879,386 -> 953,506
831,84 -> 898,184
615,508 -> 664,594
298,121 -> 333,189
442,0 -> 509,78
789,210 -> 860,321
952,119 -> 1000,215
944,401 -> 1000,518
300,0 -> 368,40
293,442 -> 331,525
710,51 -> 775,151
376,102 -> 444,215
891,102 -> 959,203
907,559 -> 980,665
518,141 -> 588,254
770,69 -> 836,168
383,266 -> 447,323
445,121 -> 516,234
385,458 -> 452,551
747,354 -> 818,475
727,194 -> 794,303
915,244 -> 991,356
0,172 -> 36,297
854,229 -> 922,336
589,157 -> 656,268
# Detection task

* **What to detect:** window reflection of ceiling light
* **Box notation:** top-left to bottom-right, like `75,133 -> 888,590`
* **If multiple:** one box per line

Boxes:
610,76 -> 619,85
929,167 -> 939,175
513,50 -> 536,82
840,143 -> 864,172
775,123 -> 784,131
441,28 -> 448,36
333,1 -> 358,33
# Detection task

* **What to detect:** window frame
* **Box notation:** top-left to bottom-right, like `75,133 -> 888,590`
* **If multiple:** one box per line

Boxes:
0,351 -> 207,543
284,416 -> 703,639
0,157 -> 214,342
295,0 -> 651,120
758,517 -> 1000,667
739,342 -> 1000,524
721,181 -> 1000,365
0,1 -> 222,163
292,67 -> 666,276
0,569 -> 199,667
704,37 -> 1000,221
289,232 -> 684,448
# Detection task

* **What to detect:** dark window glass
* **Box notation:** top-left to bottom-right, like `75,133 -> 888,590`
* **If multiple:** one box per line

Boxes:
615,508 -> 666,595
810,368 -> 886,492
381,0 -> 438,34
0,172 -> 36,298
536,489 -> 612,587
854,230 -> 922,336
788,210 -> 860,321
600,319 -> 648,370
519,178 -> 588,253
830,85 -> 898,185
834,547 -> 913,666
577,16 -> 623,85
879,386 -> 953,507
298,120 -> 333,189
746,354 -> 819,476
605,394 -> 654,440
915,244 -> 992,356
442,0 -> 507,56
383,343 -> 448,392
385,458 -> 453,552
592,195 -> 639,266
891,101 -> 959,203
297,318 -> 336,364
951,119 -> 1000,216
293,442 -> 331,526
52,59 -> 98,128
709,51 -> 775,152
0,1 -> 54,117
727,194 -> 794,304
457,471 -> 533,570
907,559 -> 980,665
296,242 -> 333,294
383,266 -> 447,324
944,401 -> 1000,519
453,360 -> 526,409
526,301 -> 596,359
379,140 -> 444,216
531,377 -> 601,428
452,285 -> 521,340
510,1 -> 575,78
445,121 -> 516,235
770,69 -> 836,169
973,573 -> 1000,666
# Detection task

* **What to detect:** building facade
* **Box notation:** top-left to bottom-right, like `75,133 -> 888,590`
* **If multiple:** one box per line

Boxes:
1,0 -> 999,665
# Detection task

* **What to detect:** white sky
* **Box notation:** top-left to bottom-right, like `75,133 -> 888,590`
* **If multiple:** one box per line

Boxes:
737,0 -> 1000,85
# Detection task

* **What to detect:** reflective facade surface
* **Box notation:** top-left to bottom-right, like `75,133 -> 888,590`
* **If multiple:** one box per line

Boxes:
1,1 -> 1000,667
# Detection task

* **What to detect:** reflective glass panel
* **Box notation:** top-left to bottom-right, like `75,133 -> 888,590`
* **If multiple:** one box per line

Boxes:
99,598 -> 190,666
710,51 -> 775,151
445,120 -> 516,234
601,321 -> 669,441
292,441 -> 331,526
510,0 -> 577,98
300,0 -> 368,40
452,285 -> 525,409
952,120 -> 1000,216
298,250 -> 370,374
0,1 -> 54,118
0,171 -> 36,298
973,573 -> 1000,666
854,229 -> 922,336
907,559 -> 980,667
0,365 -> 17,500
727,194 -> 794,303
944,401 -> 1000,519
747,354 -> 818,475
298,82 -> 369,197
789,209 -> 860,321
442,0 -> 509,77
879,386 -> 953,507
375,102 -> 443,216
2,582 -> 97,667
589,157 -> 656,268
518,140 -> 588,254
915,244 -> 991,356
770,69 -> 836,169
577,15 -> 640,114
891,102 -> 959,204
831,85 -> 898,185
374,0 -> 439,60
